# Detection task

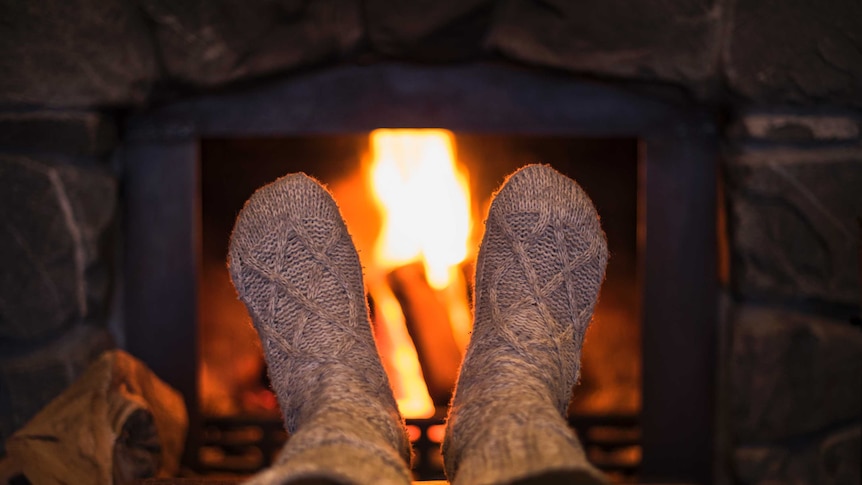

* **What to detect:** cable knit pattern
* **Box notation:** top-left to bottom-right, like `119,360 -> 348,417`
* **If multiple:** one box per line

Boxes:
228,173 -> 412,485
443,165 -> 609,485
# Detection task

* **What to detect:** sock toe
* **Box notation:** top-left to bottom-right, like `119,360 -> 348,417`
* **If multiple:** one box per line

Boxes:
478,163 -> 608,347
229,172 -> 343,249
490,164 -> 603,229
227,173 -> 366,359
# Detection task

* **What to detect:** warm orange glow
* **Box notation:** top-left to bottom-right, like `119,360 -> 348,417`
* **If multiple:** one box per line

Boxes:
368,129 -> 472,290
368,281 -> 436,418
362,128 -> 476,418
426,424 -> 446,443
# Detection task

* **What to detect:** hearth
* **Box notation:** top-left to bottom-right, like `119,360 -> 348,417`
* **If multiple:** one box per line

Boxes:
122,63 -> 717,483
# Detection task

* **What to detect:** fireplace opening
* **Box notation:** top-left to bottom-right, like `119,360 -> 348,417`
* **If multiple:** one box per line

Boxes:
197,132 -> 640,481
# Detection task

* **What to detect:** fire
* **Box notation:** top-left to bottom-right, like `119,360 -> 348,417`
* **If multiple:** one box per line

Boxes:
367,282 -> 436,418
368,129 -> 472,289
364,128 -> 475,418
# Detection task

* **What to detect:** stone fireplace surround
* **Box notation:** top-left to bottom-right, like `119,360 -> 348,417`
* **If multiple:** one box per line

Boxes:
1,1 -> 860,484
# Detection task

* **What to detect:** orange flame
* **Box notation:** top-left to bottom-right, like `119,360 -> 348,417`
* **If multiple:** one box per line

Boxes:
369,129 -> 472,289
368,281 -> 436,418
365,129 -> 475,418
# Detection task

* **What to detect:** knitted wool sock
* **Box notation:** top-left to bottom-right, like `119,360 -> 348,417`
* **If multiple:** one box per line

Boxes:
443,165 -> 609,485
228,173 -> 412,485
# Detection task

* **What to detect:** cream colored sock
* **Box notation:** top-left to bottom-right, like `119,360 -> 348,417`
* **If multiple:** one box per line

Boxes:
228,173 -> 412,485
444,164 -> 609,485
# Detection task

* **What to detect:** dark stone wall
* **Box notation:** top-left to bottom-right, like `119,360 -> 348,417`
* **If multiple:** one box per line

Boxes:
1,0 -> 860,107
0,0 -> 860,482
142,0 -> 363,87
724,0 -> 862,107
728,305 -> 861,482
726,145 -> 862,306
486,0 -> 722,91
0,113 -> 118,453
723,111 -> 861,484
729,306 -> 861,441
0,156 -> 116,341
0,0 -> 157,107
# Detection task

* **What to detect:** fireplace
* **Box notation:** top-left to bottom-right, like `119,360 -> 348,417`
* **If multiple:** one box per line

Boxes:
194,132 -> 641,479
6,0 -> 862,484
122,63 -> 717,483
5,2 -> 862,484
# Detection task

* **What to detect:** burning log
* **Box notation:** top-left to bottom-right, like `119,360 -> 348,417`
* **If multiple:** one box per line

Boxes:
5,350 -> 188,485
388,262 -> 463,405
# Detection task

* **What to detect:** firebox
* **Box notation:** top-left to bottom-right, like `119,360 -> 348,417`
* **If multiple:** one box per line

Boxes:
196,132 -> 639,480
122,63 -> 717,483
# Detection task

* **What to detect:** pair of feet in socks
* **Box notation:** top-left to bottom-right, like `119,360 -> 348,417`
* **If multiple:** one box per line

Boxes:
228,164 -> 609,485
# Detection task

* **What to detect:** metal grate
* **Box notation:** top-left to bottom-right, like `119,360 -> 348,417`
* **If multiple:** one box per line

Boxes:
569,414 -> 641,481
198,412 -> 640,481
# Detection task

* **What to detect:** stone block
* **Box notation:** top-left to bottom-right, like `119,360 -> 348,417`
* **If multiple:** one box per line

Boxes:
0,0 -> 157,107
486,0 -> 721,88
365,0 -> 494,60
730,305 -> 862,441
0,111 -> 117,155
140,0 -> 362,87
729,113 -> 861,143
723,0 -> 862,107
725,147 -> 862,306
0,156 -> 117,342
0,324 -> 113,454
734,424 -> 861,485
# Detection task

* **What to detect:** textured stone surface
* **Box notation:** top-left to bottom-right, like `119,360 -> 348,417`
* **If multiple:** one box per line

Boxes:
730,305 -> 862,441
729,113 -> 861,142
0,0 -> 157,107
723,0 -> 862,106
0,324 -> 113,454
0,157 -> 117,342
141,0 -> 362,87
0,111 -> 117,155
365,0 -> 493,60
734,424 -> 861,485
726,147 -> 862,306
486,0 -> 721,87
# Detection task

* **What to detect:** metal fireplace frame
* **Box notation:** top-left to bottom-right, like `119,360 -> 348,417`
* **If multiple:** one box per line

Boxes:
122,62 -> 718,483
